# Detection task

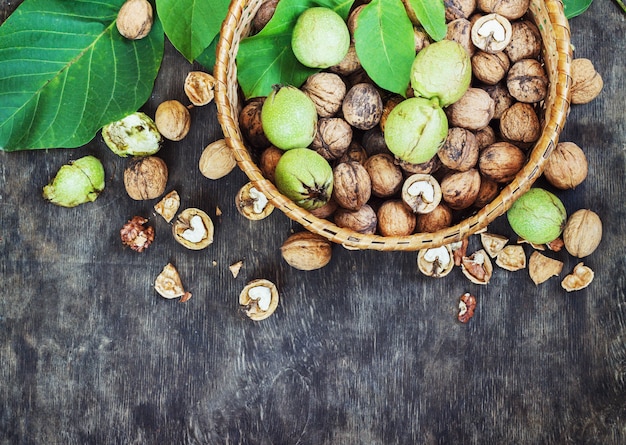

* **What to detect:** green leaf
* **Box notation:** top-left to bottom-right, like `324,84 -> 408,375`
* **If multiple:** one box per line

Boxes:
156,0 -> 229,62
354,0 -> 415,96
195,33 -> 219,71
0,0 -> 164,152
407,0 -> 446,41
563,0 -> 594,18
236,0 -> 354,99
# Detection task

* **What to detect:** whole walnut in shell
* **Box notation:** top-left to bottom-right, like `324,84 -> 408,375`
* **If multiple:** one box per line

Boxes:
446,88 -> 495,131
116,0 -> 153,40
311,117 -> 353,160
377,200 -> 416,236
280,231 -> 333,271
482,82 -> 514,120
124,156 -> 168,200
478,141 -> 526,183
332,161 -> 372,210
239,98 -> 270,149
445,0 -> 477,20
302,72 -> 347,117
440,168 -> 481,209
570,58 -> 604,105
334,204 -> 377,235
504,20 -> 541,63
364,153 -> 404,198
416,203 -> 453,233
499,102 -> 541,144
446,18 -> 476,56
342,83 -> 383,130
543,141 -> 588,190
477,0 -> 530,20
438,127 -> 479,172
562,209 -> 602,258
472,51 -> 510,85
506,59 -> 548,103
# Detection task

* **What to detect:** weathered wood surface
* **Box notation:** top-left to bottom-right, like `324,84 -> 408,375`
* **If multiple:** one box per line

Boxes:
1,1 -> 625,444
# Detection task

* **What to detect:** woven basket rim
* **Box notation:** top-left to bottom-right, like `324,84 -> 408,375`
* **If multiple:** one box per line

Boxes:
215,0 -> 573,251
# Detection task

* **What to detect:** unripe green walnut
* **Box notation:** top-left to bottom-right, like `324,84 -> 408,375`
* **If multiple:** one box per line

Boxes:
383,97 -> 448,164
43,155 -> 105,208
507,188 -> 567,244
291,7 -> 350,69
274,148 -> 333,210
102,112 -> 162,157
410,40 -> 472,107
261,85 -> 318,150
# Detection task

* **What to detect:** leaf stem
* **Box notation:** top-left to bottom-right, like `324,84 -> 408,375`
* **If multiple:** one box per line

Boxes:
615,0 -> 626,13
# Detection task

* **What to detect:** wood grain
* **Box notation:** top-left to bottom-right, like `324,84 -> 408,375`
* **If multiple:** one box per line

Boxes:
1,1 -> 625,443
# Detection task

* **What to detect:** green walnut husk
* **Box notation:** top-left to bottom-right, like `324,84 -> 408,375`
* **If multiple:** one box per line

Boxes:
274,148 -> 333,210
410,40 -> 472,108
261,85 -> 318,150
507,188 -> 567,244
102,112 -> 162,157
383,97 -> 448,164
43,155 -> 105,208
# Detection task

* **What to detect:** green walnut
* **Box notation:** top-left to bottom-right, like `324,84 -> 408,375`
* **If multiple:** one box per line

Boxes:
274,148 -> 333,210
507,188 -> 567,244
383,97 -> 448,165
261,85 -> 318,150
101,111 -> 162,157
410,40 -> 472,107
291,7 -> 350,69
43,155 -> 105,208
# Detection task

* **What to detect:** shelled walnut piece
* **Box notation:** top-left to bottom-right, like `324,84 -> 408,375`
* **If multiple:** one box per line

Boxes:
120,216 -> 154,252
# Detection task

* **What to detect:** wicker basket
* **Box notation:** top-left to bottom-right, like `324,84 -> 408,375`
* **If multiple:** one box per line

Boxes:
215,0 -> 572,251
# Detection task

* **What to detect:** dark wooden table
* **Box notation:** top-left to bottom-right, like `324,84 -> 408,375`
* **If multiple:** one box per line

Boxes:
1,1 -> 625,443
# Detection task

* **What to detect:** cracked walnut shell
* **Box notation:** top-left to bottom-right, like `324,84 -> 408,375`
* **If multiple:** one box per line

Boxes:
240,279 -> 279,321
528,251 -> 563,285
172,208 -> 214,250
155,263 -> 191,301
561,263 -> 594,292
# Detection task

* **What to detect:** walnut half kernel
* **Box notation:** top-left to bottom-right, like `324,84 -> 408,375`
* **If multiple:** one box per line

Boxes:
418,245 -> 454,278
172,208 -> 214,250
239,279 -> 279,321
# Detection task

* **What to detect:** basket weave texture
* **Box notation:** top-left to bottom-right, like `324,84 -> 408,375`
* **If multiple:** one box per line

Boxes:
215,0 -> 572,251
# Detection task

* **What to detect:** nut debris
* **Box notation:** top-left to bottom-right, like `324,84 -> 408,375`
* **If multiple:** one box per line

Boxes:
528,251 -> 563,285
155,263 -> 191,301
154,190 -> 180,223
561,263 -> 594,292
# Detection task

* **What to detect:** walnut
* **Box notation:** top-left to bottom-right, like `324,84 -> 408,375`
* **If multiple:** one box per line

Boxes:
332,161 -> 372,210
362,128 -> 390,157
329,43 -> 362,76
154,190 -> 180,223
438,127 -> 479,172
402,174 -> 442,214
474,125 -> 497,150
481,82 -> 515,120
458,292 -> 477,323
446,88 -> 495,131
259,145 -> 283,183
418,245 -> 454,277
235,182 -> 274,220
472,50 -> 510,85
154,263 -> 191,301
302,72 -> 347,117
309,197 -> 338,219
506,59 -> 548,103
380,94 -> 404,133
154,100 -> 191,141
252,0 -> 279,32
184,71 -> 216,106
199,139 -> 237,180
445,0 -> 477,20
440,168 -> 481,209
562,209 -> 602,258
416,203 -> 453,232
477,0 -> 530,20
473,175 -> 500,208
528,251 -> 563,285
480,232 -> 509,257
504,20 -> 541,63
543,141 -> 588,190
124,156 -> 168,200
413,27 -> 431,53
172,208 -> 214,250
364,153 -> 404,198
470,13 -> 512,53
377,200 -> 416,236
499,102 -> 541,144
342,83 -> 383,130
280,231 -> 333,270
239,279 -> 279,321
478,141 -> 526,183
495,245 -> 526,271
239,98 -> 270,149
311,117 -> 353,160
396,156 -> 441,176
334,204 -> 377,234
561,263 -> 594,292
120,216 -> 154,252
446,18 -> 476,56
338,141 -> 368,164
116,0 -> 153,40
570,58 -> 604,104
461,249 -> 493,284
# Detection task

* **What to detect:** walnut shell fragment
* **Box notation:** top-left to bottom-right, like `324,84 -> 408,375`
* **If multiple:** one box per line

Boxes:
155,263 -> 191,301
528,251 -> 563,285
480,232 -> 509,258
495,245 -> 526,271
154,190 -> 180,223
561,262 -> 594,292
239,279 -> 279,321
461,249 -> 493,285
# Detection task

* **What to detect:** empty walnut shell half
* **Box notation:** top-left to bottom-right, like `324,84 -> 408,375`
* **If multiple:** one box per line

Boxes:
172,208 -> 214,250
239,279 -> 279,321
